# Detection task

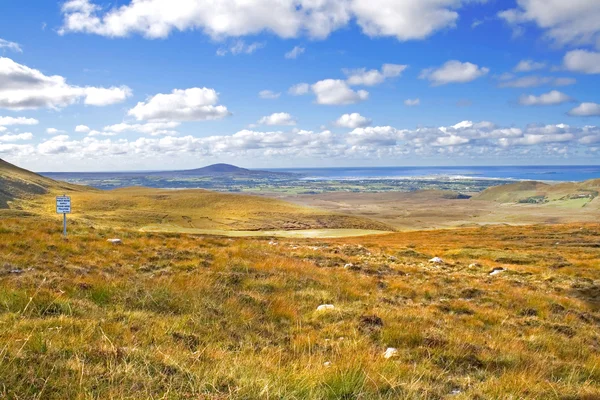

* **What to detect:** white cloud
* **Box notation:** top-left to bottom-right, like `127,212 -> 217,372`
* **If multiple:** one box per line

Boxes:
59,0 -> 484,42
498,76 -> 576,88
75,125 -> 91,133
0,38 -> 22,53
0,132 -> 32,142
259,90 -> 281,99
257,112 -> 296,126
404,98 -> 420,107
216,40 -> 265,56
420,61 -> 489,86
335,113 -> 372,129
514,59 -> 546,72
564,50 -> 600,74
344,63 -> 407,86
0,57 -> 131,110
568,102 -> 600,117
311,79 -> 369,105
285,46 -> 305,59
0,116 -> 38,126
432,135 -> 469,147
499,0 -> 600,47
288,83 -> 310,96
83,86 -> 132,106
348,126 -> 405,146
518,90 -> 571,106
47,128 -> 64,135
103,121 -> 181,136
128,87 -> 230,121
88,130 -> 117,137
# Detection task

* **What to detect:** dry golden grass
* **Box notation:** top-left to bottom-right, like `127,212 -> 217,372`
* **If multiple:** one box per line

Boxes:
0,216 -> 599,399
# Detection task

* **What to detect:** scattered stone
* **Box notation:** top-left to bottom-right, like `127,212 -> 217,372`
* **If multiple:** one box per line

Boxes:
489,267 -> 505,276
317,304 -> 335,312
468,263 -> 479,268
323,361 -> 331,367
9,269 -> 23,274
344,263 -> 354,269
429,257 -> 444,264
388,256 -> 398,262
268,241 -> 278,246
107,239 -> 122,244
383,347 -> 398,359
450,389 -> 462,395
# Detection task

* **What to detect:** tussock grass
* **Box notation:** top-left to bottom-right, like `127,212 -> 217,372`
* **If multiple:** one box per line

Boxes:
0,218 -> 599,398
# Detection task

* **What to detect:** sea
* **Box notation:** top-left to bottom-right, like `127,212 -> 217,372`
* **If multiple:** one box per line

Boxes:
267,165 -> 600,182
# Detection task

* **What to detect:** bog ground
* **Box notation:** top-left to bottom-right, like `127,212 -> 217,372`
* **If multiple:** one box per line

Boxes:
0,216 -> 599,399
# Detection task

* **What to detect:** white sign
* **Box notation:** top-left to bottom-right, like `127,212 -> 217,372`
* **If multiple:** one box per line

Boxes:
56,196 -> 71,214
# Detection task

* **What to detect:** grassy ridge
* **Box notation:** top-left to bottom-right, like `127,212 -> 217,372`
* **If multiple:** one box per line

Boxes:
0,218 -> 599,398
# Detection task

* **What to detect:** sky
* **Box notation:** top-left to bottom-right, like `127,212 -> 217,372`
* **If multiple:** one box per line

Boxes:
0,0 -> 600,172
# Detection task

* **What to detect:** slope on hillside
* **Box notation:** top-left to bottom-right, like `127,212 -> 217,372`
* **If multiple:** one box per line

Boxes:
473,179 -> 600,206
56,187 -> 393,232
0,158 -> 83,208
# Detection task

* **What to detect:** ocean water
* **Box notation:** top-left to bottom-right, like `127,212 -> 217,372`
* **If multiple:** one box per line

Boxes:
267,166 -> 600,182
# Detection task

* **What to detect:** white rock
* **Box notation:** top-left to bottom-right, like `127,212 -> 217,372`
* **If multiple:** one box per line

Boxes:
469,263 -> 479,268
317,304 -> 335,311
489,268 -> 505,276
344,263 -> 354,269
107,239 -> 122,244
383,347 -> 398,359
323,361 -> 331,367
429,257 -> 444,264
268,241 -> 278,246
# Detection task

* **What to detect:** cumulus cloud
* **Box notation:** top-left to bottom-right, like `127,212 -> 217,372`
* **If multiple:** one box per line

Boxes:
75,125 -> 91,133
499,0 -> 600,47
564,50 -> 600,74
420,61 -> 489,86
0,116 -> 38,126
285,46 -> 305,59
514,59 -> 546,72
0,132 -> 33,142
288,83 -> 310,96
128,88 -> 230,121
0,38 -> 22,53
103,121 -> 181,136
335,113 -> 371,129
0,57 -> 131,110
518,90 -> 572,106
216,40 -> 264,56
47,128 -> 65,135
3,121 -> 600,165
404,98 -> 420,107
568,102 -> 600,117
257,112 -> 297,126
59,0 -> 481,42
344,63 -> 407,86
259,90 -> 281,99
498,76 -> 576,88
311,79 -> 369,105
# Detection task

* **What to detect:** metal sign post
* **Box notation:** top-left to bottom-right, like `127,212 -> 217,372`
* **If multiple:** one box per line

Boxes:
56,195 -> 71,236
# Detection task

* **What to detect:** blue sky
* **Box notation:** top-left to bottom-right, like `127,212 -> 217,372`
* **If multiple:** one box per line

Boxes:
0,0 -> 600,171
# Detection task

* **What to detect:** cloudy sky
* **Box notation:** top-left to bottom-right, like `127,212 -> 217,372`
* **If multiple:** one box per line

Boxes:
1,0 -> 600,171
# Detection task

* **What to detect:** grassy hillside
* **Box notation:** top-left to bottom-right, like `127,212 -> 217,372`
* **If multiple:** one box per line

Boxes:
25,187 -> 391,232
0,218 -> 598,398
474,179 -> 600,206
0,158 -> 84,209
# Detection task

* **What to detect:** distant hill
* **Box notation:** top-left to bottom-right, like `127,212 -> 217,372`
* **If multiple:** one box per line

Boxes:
159,163 -> 294,177
473,179 -> 600,206
0,158 -> 83,208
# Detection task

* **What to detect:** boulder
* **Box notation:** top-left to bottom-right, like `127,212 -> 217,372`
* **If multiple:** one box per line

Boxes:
489,267 -> 505,276
383,347 -> 398,359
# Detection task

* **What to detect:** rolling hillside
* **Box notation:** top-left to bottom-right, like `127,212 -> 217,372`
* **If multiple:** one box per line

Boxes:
0,158 -> 83,208
473,179 -> 600,207
1,159 -> 391,233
